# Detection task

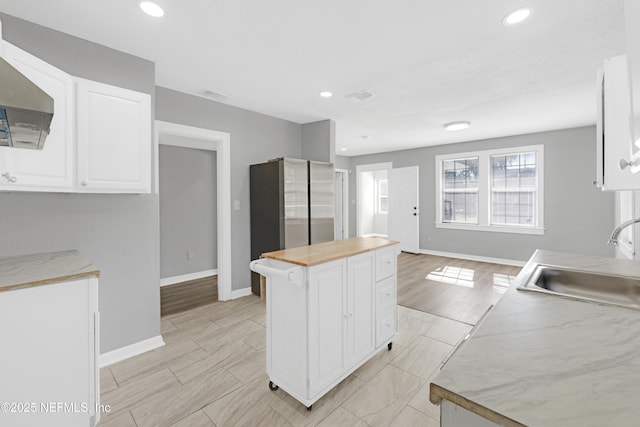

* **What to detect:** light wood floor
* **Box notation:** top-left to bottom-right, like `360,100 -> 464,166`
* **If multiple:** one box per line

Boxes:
98,255 -> 522,426
397,252 -> 522,325
98,296 -> 472,427
161,276 -> 218,316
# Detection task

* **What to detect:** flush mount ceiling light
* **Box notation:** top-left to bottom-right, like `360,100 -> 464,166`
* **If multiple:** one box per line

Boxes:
140,1 -> 164,17
319,91 -> 333,98
444,121 -> 471,131
503,7 -> 531,25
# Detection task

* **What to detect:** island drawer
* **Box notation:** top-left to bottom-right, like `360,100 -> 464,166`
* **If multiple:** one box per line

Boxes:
376,276 -> 396,314
376,307 -> 396,347
376,246 -> 397,281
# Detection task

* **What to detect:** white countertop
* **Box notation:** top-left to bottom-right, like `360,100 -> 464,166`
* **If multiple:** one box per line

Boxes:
430,250 -> 640,427
0,250 -> 99,292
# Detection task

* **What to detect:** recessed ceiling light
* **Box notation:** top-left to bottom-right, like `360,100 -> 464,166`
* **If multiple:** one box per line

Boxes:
444,121 -> 471,131
340,148 -> 347,151
140,1 -> 164,17
319,91 -> 333,98
503,7 -> 531,25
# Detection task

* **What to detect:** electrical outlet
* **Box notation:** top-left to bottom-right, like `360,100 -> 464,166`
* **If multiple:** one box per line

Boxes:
187,250 -> 194,260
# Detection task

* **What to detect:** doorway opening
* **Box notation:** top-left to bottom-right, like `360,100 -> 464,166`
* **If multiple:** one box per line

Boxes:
158,143 -> 217,315
154,121 -> 232,302
356,162 -> 392,238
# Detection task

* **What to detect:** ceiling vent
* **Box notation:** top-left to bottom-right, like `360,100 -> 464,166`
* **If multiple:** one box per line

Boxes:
200,89 -> 228,102
345,90 -> 374,102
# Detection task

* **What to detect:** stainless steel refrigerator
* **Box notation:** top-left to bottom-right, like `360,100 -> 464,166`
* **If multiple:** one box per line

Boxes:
250,158 -> 335,295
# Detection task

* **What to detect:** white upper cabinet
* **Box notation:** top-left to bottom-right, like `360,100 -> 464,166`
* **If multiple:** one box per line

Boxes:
625,0 -> 640,164
76,78 -> 151,193
595,55 -> 640,191
0,39 -> 151,194
0,41 -> 75,191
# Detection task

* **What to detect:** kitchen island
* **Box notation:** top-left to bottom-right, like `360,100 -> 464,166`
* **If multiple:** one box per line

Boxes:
251,237 -> 399,409
430,250 -> 640,427
0,250 -> 100,427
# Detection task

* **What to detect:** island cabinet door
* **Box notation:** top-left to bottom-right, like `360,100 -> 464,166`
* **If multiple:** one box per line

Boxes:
307,258 -> 347,399
345,250 -> 375,367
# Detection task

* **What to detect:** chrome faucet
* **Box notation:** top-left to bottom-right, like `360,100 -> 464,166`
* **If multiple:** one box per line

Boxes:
608,217 -> 640,245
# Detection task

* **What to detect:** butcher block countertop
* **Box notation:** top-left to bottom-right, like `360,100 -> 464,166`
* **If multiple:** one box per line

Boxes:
430,250 -> 640,427
261,237 -> 399,266
0,250 -> 99,293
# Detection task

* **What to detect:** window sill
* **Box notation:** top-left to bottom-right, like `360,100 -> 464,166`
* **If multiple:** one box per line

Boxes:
435,222 -> 545,235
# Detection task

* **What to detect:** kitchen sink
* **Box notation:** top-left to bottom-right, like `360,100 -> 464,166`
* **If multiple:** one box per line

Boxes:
517,264 -> 640,310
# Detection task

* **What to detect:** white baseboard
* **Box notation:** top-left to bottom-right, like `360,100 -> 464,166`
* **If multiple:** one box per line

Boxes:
160,269 -> 218,287
418,249 -> 526,267
230,287 -> 253,299
100,335 -> 165,368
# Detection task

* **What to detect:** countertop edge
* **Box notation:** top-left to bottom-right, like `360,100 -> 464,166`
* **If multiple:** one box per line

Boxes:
0,270 -> 100,293
0,250 -> 100,292
429,383 -> 526,427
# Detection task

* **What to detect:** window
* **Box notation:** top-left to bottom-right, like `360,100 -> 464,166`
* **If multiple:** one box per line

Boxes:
436,145 -> 544,235
490,152 -> 536,226
442,157 -> 478,223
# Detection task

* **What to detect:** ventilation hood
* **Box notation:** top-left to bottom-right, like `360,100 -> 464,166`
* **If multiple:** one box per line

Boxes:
0,56 -> 54,150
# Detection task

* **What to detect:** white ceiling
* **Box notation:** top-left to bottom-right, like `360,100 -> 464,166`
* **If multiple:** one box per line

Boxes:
0,0 -> 626,156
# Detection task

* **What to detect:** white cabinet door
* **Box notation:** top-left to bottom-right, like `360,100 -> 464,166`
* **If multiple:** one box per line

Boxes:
308,258 -> 346,398
0,41 -> 74,191
0,278 -> 99,427
76,78 -> 151,193
596,55 -> 640,190
345,251 -> 375,367
441,400 -> 501,427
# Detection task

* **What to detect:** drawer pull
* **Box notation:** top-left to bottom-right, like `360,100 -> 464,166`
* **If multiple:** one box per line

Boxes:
385,291 -> 391,297
2,172 -> 17,183
385,260 -> 392,265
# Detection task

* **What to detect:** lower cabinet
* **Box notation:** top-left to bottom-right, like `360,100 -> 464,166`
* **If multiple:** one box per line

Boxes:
264,245 -> 397,408
0,277 -> 100,427
441,400 -> 502,427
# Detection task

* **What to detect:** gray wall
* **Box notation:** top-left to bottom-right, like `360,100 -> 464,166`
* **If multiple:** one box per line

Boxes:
301,119 -> 335,163
159,144 -> 217,278
347,126 -> 615,261
334,155 -> 351,170
155,87 -> 302,291
0,13 -> 159,353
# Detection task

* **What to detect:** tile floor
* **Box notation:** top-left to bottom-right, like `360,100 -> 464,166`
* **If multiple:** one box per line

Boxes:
97,295 -> 472,426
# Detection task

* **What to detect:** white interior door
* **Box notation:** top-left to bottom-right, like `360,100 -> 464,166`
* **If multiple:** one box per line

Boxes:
388,166 -> 419,253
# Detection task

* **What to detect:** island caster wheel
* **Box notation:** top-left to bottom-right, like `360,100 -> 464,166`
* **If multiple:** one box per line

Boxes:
306,405 -> 313,411
268,381 -> 279,391
388,342 -> 393,351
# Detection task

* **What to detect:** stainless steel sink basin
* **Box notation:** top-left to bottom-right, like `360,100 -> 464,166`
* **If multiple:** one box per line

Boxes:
517,264 -> 640,310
